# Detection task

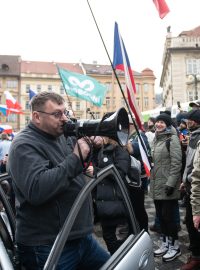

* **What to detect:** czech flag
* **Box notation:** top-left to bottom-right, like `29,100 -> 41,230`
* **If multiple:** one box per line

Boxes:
113,22 -> 151,177
4,91 -> 22,111
113,22 -> 143,130
0,125 -> 12,134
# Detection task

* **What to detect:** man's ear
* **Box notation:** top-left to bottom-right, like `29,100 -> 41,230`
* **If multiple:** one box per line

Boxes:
32,111 -> 41,124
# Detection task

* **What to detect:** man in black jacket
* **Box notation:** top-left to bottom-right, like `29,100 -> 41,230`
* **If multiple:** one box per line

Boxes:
181,110 -> 200,270
8,92 -> 110,270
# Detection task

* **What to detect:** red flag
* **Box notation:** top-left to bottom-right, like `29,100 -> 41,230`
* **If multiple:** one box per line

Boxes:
113,22 -> 143,130
4,91 -> 23,115
4,91 -> 22,110
153,0 -> 170,19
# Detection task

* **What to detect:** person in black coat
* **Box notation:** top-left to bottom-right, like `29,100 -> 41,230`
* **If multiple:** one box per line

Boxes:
127,132 -> 150,232
94,136 -> 131,255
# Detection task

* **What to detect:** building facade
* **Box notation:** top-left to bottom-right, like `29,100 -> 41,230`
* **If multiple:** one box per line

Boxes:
0,56 -> 156,130
160,26 -> 200,107
0,55 -> 21,130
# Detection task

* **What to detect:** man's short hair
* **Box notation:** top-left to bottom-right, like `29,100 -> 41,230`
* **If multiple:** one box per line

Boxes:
30,92 -> 65,112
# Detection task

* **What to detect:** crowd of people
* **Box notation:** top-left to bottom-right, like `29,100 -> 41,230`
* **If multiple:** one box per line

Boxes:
1,91 -> 200,270
146,100 -> 200,269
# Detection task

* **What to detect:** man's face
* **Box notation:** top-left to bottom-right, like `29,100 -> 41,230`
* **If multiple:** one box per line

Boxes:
32,100 -> 69,137
187,119 -> 198,131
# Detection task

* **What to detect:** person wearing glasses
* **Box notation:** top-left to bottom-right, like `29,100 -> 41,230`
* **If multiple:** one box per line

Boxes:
8,92 -> 110,270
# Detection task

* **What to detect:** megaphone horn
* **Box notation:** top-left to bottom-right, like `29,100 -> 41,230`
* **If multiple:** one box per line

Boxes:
63,107 -> 129,146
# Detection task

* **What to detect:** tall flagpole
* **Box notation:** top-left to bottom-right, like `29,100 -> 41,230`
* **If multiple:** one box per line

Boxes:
86,0 -> 151,162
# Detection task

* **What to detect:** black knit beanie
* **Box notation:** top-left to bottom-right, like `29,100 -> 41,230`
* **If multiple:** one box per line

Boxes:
156,113 -> 172,127
185,109 -> 200,124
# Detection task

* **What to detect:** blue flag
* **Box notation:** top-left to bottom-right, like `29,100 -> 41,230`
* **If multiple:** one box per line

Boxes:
29,89 -> 37,100
58,67 -> 107,107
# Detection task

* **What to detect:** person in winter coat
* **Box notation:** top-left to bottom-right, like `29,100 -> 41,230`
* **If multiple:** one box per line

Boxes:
8,92 -> 110,270
150,113 -> 182,262
191,141 -> 200,230
128,132 -> 150,232
94,136 -> 131,255
181,110 -> 200,270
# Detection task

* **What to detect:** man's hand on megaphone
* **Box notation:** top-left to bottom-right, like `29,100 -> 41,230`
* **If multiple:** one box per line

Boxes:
73,138 -> 90,161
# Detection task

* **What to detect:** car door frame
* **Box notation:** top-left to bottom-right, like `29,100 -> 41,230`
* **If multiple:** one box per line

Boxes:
44,164 -> 144,270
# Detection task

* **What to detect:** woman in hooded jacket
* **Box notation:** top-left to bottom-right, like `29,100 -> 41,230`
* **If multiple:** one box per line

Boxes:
150,113 -> 182,262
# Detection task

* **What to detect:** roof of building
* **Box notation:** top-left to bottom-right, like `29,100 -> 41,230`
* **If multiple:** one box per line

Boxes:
21,61 -> 82,74
82,62 -> 141,76
141,68 -> 156,78
179,26 -> 200,37
0,55 -> 21,76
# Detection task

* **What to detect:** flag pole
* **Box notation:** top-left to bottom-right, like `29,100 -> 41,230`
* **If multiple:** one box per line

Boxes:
86,0 -> 151,161
56,65 -> 76,117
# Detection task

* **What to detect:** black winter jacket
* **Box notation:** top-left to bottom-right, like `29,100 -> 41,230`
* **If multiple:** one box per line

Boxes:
8,122 -> 93,246
95,144 -> 130,219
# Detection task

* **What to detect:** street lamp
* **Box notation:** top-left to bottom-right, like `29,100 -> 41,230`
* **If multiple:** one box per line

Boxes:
188,74 -> 200,100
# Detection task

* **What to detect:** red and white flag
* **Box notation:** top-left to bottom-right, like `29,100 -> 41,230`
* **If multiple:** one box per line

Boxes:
153,0 -> 170,19
4,91 -> 22,111
113,22 -> 143,130
138,137 -> 151,177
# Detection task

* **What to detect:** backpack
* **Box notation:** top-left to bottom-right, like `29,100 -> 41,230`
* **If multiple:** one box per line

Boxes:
165,134 -> 186,177
125,155 -> 141,188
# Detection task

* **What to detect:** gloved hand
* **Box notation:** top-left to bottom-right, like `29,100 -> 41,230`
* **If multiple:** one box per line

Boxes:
165,185 -> 174,196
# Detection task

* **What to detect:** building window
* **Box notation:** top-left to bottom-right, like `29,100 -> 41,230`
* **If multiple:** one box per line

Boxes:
186,59 -> 200,75
37,85 -> 41,92
144,97 -> 149,108
25,100 -> 30,110
76,101 -> 80,111
67,101 -> 72,110
121,83 -> 126,91
106,97 -> 110,108
26,84 -> 30,93
7,114 -> 17,123
60,85 -> 65,95
25,116 -> 30,125
121,98 -> 125,107
136,97 -> 140,106
48,85 -> 52,92
187,89 -> 200,101
105,82 -> 112,91
94,112 -> 100,119
136,83 -> 140,94
6,80 -> 18,89
143,83 -> 149,93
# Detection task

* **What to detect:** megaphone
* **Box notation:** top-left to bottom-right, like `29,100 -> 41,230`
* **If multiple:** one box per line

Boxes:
63,107 -> 129,146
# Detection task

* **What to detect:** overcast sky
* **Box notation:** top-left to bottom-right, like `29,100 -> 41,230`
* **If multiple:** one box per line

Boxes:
0,0 -> 200,93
